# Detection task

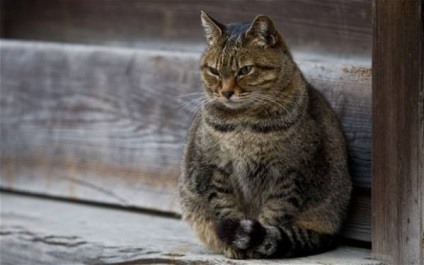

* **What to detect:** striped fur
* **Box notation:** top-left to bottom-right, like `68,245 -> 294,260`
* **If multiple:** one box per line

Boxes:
216,219 -> 335,258
179,12 -> 351,259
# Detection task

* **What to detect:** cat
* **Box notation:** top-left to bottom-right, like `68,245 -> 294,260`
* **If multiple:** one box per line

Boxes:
178,11 -> 352,259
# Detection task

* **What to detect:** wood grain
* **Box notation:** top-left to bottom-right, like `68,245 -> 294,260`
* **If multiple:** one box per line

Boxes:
0,192 -> 383,265
0,40 -> 371,241
1,0 -> 372,58
372,0 -> 423,264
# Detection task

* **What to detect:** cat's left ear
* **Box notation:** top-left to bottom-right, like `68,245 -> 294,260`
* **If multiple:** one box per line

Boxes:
245,15 -> 279,47
200,11 -> 226,45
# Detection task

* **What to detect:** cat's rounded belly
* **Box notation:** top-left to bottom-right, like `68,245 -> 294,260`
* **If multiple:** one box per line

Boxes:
215,130 -> 294,203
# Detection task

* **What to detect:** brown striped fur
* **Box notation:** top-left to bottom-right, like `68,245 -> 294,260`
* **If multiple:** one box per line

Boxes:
179,11 -> 352,259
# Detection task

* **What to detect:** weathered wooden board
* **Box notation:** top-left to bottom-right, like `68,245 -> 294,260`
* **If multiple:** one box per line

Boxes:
1,0 -> 372,58
372,1 -> 423,264
0,192 -> 382,265
0,40 -> 371,241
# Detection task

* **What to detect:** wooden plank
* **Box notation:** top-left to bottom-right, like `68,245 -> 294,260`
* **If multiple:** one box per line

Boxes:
372,0 -> 423,264
1,0 -> 371,58
0,40 -> 371,241
0,192 -> 382,265
0,0 -> 5,36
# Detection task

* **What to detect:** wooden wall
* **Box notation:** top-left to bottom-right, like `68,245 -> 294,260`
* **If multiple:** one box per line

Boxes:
0,0 -> 373,243
0,40 -> 371,241
1,0 -> 372,58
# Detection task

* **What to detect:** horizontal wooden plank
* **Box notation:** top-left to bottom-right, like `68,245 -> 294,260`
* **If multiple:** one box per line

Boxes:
0,192 -> 382,265
0,40 -> 371,241
1,0 -> 372,59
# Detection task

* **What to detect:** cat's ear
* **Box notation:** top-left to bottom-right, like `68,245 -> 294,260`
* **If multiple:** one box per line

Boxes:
245,15 -> 279,47
200,11 -> 225,45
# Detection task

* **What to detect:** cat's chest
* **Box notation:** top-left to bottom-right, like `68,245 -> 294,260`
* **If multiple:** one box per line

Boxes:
217,129 -> 271,160
219,132 -> 282,203
205,124 -> 304,209
214,129 -> 283,191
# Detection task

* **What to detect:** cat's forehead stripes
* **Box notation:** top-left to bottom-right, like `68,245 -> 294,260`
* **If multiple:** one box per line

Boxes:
213,22 -> 249,72
217,40 -> 237,73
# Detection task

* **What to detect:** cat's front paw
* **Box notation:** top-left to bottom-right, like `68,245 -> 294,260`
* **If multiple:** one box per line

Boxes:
223,247 -> 246,259
216,218 -> 266,250
246,250 -> 263,259
223,247 -> 262,259
217,219 -> 267,259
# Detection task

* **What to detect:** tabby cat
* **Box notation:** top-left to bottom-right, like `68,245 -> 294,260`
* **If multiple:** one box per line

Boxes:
179,11 -> 352,259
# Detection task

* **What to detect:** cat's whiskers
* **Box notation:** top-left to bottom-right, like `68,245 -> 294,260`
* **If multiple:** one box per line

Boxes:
177,94 -> 215,123
179,92 -> 206,98
253,97 -> 275,124
256,94 -> 308,147
255,94 -> 291,114
237,95 -> 251,100
251,95 -> 304,148
265,90 -> 303,107
178,96 -> 215,125
265,91 -> 308,120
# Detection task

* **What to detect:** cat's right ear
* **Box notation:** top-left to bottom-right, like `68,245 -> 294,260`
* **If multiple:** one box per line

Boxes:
200,11 -> 225,45
245,15 -> 280,48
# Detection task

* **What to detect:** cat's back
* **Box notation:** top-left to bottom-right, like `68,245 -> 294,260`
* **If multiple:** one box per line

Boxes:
307,85 -> 348,159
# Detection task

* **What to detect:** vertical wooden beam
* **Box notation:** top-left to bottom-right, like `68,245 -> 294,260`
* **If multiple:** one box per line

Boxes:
372,0 -> 423,264
0,0 -> 5,37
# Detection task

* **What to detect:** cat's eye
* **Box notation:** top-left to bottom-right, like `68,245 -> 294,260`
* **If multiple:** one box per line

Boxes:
238,66 -> 253,76
208,67 -> 220,76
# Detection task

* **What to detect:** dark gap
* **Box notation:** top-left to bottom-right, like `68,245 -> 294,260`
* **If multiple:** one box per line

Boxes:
339,237 -> 371,249
0,188 -> 181,220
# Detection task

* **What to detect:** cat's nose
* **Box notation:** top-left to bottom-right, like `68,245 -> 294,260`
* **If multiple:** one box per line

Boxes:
222,90 -> 234,99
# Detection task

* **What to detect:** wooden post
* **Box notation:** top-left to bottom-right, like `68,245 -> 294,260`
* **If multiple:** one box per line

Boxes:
372,0 -> 423,264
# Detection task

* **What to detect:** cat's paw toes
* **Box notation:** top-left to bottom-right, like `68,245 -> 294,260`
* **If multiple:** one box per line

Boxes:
223,248 -> 262,259
246,250 -> 263,259
223,247 -> 246,259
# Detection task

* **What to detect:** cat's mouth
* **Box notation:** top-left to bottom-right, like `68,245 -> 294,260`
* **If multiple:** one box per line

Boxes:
217,96 -> 253,109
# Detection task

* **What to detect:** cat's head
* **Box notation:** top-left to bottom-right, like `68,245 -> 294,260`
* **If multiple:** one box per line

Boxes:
200,11 -> 295,110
